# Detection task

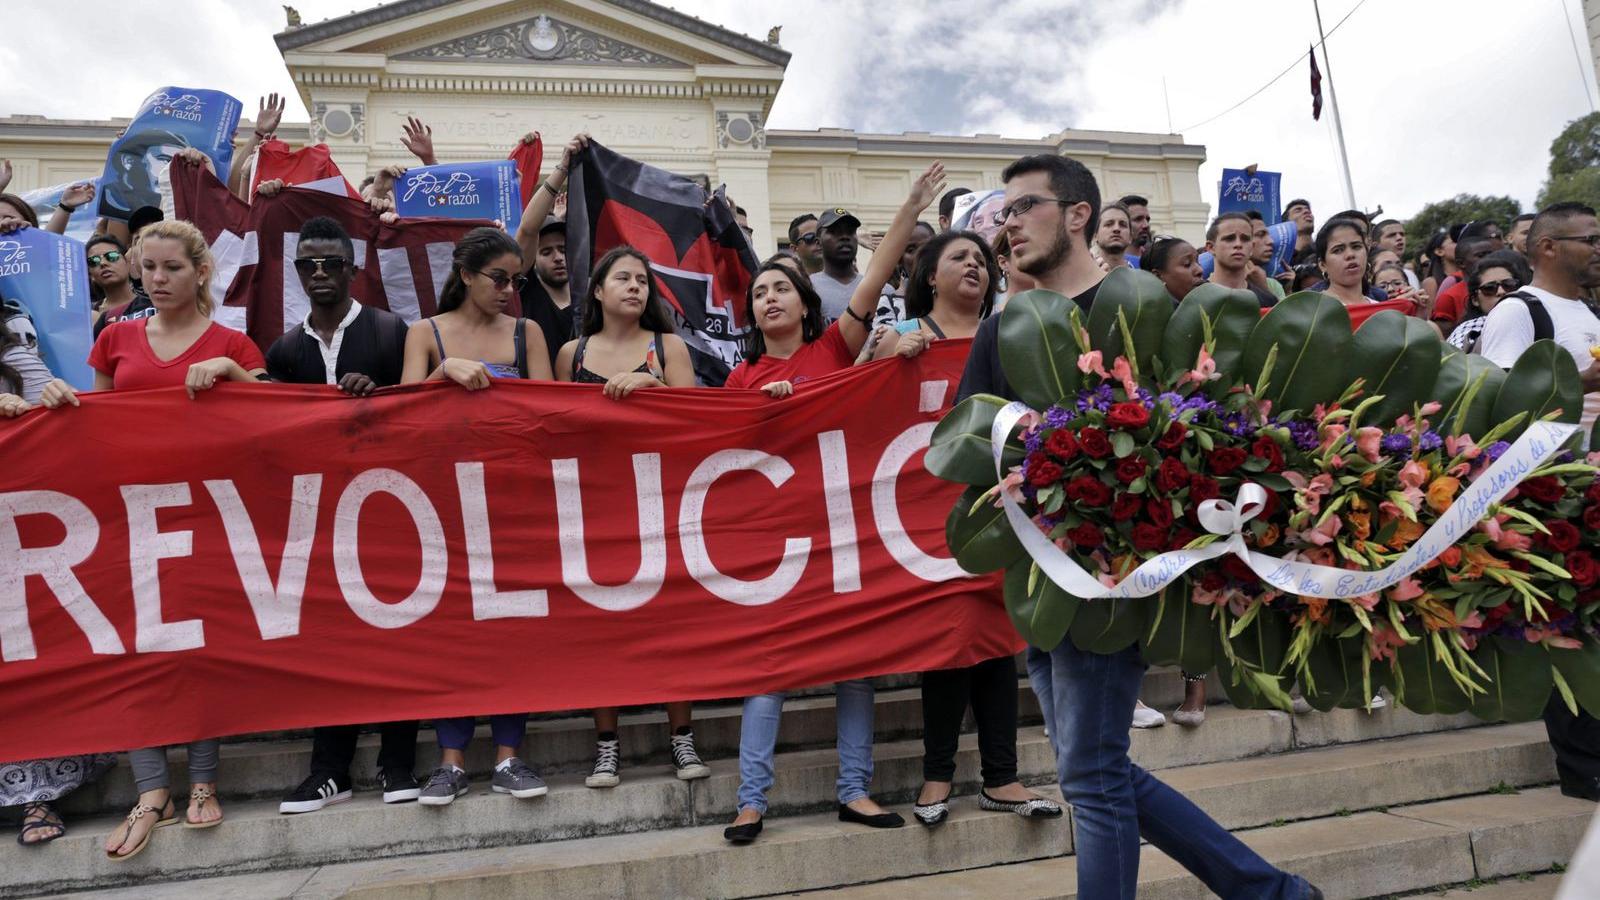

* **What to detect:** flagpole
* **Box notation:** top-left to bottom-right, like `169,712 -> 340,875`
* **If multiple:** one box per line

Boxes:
1312,0 -> 1357,209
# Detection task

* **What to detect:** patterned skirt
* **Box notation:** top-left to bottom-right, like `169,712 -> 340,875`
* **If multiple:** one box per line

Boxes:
0,754 -> 116,806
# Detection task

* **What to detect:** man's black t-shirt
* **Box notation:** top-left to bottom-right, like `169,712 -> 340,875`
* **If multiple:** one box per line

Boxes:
265,304 -> 409,387
957,281 -> 1100,403
93,285 -> 155,339
520,276 -> 574,369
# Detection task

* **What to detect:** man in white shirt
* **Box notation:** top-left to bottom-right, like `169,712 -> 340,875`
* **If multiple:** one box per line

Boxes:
1477,202 -> 1600,435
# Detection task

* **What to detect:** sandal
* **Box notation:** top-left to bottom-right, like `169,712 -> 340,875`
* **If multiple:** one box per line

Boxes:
184,785 -> 223,829
979,790 -> 1064,818
17,802 -> 65,847
105,797 -> 177,861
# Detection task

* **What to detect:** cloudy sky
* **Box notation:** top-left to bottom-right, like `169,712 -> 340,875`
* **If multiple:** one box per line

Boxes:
3,0 -> 1596,220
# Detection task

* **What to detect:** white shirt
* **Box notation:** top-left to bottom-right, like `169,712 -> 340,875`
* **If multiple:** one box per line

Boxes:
1477,284 -> 1600,433
299,303 -> 363,385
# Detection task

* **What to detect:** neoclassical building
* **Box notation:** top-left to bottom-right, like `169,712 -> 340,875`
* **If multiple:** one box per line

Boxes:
0,0 -> 1210,250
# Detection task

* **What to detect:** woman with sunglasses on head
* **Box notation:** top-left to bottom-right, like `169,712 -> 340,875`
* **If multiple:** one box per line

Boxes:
721,163 -> 945,846
552,244 -> 705,788
1140,236 -> 1206,303
1447,250 -> 1531,353
401,226 -> 554,389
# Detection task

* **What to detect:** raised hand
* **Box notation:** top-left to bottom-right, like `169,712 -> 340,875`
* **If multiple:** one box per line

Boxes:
256,178 -> 286,198
0,159 -> 11,193
906,161 -> 947,213
552,190 -> 567,219
59,181 -> 96,211
400,116 -> 436,165
255,93 -> 285,137
560,133 -> 591,172
173,147 -> 215,173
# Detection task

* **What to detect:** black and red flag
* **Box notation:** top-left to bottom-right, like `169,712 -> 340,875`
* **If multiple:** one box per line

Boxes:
1309,45 -> 1324,121
566,141 -> 759,385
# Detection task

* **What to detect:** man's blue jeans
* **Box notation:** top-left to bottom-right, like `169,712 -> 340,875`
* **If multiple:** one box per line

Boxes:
1050,640 -> 1309,900
736,679 -> 875,814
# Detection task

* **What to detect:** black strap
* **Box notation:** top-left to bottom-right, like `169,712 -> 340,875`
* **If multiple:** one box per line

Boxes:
572,333 -> 589,380
652,332 -> 666,378
514,316 -> 528,380
1503,291 -> 1555,343
921,316 -> 947,340
428,319 -> 447,362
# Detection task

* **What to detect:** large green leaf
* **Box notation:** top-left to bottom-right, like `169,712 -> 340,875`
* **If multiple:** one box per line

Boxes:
1302,633 -> 1364,712
998,289 -> 1085,412
1347,310 -> 1445,427
1468,637 -> 1552,723
926,394 -> 1022,487
1003,559 -> 1079,651
1432,353 -> 1506,439
1551,641 -> 1600,718
1395,641 -> 1472,715
1084,267 -> 1173,377
1140,582 -> 1216,673
1241,291 -> 1353,415
1215,636 -> 1280,710
944,486 -> 1025,573
1159,284 -> 1260,395
1490,339 -> 1584,441
1069,596 -> 1146,654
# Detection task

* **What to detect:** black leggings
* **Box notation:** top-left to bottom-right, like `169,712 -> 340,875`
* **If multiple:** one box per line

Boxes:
1544,692 -> 1600,789
921,655 -> 1019,787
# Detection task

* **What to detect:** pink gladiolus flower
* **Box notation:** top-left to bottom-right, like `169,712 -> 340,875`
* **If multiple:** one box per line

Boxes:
1399,460 -> 1429,490
1445,435 -> 1480,460
1077,350 -> 1108,379
1347,592 -> 1381,612
1460,611 -> 1485,630
1389,578 -> 1425,602
1177,347 -> 1220,388
1283,471 -> 1309,490
1303,514 -> 1342,546
1111,356 -> 1139,398
1419,401 -> 1442,416
999,470 -> 1026,503
1355,427 -> 1384,463
1545,635 -> 1583,650
1193,587 -> 1227,607
1318,423 -> 1347,451
1395,414 -> 1415,432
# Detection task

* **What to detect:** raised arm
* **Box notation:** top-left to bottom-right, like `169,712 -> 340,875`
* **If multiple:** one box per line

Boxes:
46,182 -> 95,234
400,116 -> 437,166
836,161 -> 945,357
230,94 -> 285,200
515,132 -> 584,268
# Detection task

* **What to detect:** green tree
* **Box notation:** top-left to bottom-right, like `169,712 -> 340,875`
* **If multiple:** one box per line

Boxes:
1403,194 -> 1522,258
1537,169 -> 1600,210
1546,111 -> 1600,179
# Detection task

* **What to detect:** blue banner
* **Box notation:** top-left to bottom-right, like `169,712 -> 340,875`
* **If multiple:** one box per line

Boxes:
21,182 -> 103,244
0,228 -> 94,389
1218,168 -> 1282,224
98,87 -> 242,222
395,161 -> 522,231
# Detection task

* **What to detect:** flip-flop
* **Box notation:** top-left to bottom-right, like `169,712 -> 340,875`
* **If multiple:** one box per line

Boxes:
184,786 -> 223,829
16,803 -> 65,847
105,798 -> 177,862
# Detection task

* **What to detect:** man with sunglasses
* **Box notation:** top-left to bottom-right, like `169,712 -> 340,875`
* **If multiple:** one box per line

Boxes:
1431,227 -> 1505,332
786,213 -> 823,275
812,207 -> 864,322
89,235 -> 153,339
958,153 -> 1324,900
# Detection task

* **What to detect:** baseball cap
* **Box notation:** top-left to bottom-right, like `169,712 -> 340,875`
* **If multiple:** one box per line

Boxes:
128,205 -> 164,236
539,215 -> 565,236
817,207 -> 861,232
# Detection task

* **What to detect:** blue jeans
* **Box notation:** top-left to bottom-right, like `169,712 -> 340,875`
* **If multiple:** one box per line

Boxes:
1050,640 -> 1309,900
736,679 -> 874,814
434,714 -> 528,752
1025,646 -> 1058,758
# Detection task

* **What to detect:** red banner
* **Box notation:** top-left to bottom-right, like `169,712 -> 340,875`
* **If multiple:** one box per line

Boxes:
0,343 -> 1015,763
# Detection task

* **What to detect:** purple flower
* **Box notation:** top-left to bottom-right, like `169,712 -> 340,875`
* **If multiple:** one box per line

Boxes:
1485,441 -> 1510,461
1380,434 -> 1413,456
1418,431 -> 1443,453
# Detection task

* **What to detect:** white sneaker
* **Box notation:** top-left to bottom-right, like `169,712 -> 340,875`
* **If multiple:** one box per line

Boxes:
1366,694 -> 1387,711
1131,701 -> 1166,729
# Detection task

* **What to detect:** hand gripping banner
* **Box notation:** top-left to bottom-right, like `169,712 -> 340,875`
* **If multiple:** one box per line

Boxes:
0,342 -> 1016,763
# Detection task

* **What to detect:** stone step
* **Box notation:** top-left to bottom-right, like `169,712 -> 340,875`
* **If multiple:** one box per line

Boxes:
55,667 -> 1244,817
781,788 -> 1592,900
25,719 -> 1552,899
1426,872 -> 1563,898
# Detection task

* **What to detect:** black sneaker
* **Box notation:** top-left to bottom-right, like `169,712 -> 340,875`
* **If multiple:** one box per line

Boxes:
279,772 -> 352,814
379,768 -> 421,804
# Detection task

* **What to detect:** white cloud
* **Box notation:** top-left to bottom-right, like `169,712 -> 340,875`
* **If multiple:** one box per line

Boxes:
3,0 -> 1595,221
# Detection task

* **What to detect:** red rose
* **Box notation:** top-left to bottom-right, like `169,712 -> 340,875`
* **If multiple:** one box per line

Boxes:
1251,436 -> 1285,473
1518,476 -> 1564,504
1169,526 -> 1199,551
1208,447 -> 1248,475
1112,493 -> 1143,521
1258,489 -> 1281,520
1079,428 -> 1112,459
1578,589 -> 1600,608
1146,498 -> 1175,529
1587,482 -> 1600,504
1067,523 -> 1105,548
1115,456 -> 1148,484
1189,475 -> 1221,504
1542,520 -> 1582,553
1155,422 -> 1187,451
1067,476 -> 1113,507
1221,554 -> 1256,583
1028,460 -> 1064,488
1198,571 -> 1228,592
1106,402 -> 1151,431
1045,429 -> 1080,460
1153,457 -> 1191,493
1131,523 -> 1169,551
1585,505 -> 1600,532
1568,550 -> 1599,587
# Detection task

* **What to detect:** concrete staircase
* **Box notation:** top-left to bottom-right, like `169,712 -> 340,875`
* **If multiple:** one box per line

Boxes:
12,668 -> 1591,899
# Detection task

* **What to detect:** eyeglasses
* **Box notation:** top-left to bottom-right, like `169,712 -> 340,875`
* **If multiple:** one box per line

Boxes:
795,233 -> 820,245
87,250 -> 123,266
992,195 -> 1073,226
293,256 -> 349,277
1551,234 -> 1600,247
1477,279 -> 1520,297
470,269 -> 528,291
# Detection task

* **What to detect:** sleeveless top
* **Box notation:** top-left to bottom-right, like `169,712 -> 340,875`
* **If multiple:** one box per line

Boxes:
429,317 -> 529,379
892,316 -> 948,339
571,332 -> 667,384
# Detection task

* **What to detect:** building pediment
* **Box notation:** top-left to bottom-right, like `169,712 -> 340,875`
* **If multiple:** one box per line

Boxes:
393,13 -> 685,66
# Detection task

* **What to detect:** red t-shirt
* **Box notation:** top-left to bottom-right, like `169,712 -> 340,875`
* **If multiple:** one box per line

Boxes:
1431,279 -> 1470,325
88,319 -> 266,391
723,322 -> 856,389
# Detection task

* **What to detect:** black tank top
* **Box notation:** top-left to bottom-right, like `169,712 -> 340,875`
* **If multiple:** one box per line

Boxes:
571,332 -> 667,384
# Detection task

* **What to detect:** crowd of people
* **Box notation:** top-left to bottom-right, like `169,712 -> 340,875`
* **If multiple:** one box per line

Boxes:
0,102 -> 1597,900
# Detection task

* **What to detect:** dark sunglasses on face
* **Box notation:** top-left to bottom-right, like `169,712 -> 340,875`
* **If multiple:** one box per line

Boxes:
470,269 -> 528,291
795,233 -> 820,245
87,250 -> 123,266
1477,279 -> 1520,297
293,256 -> 350,277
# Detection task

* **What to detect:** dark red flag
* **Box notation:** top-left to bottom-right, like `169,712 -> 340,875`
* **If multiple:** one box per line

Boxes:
565,141 -> 759,386
1309,46 -> 1324,121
